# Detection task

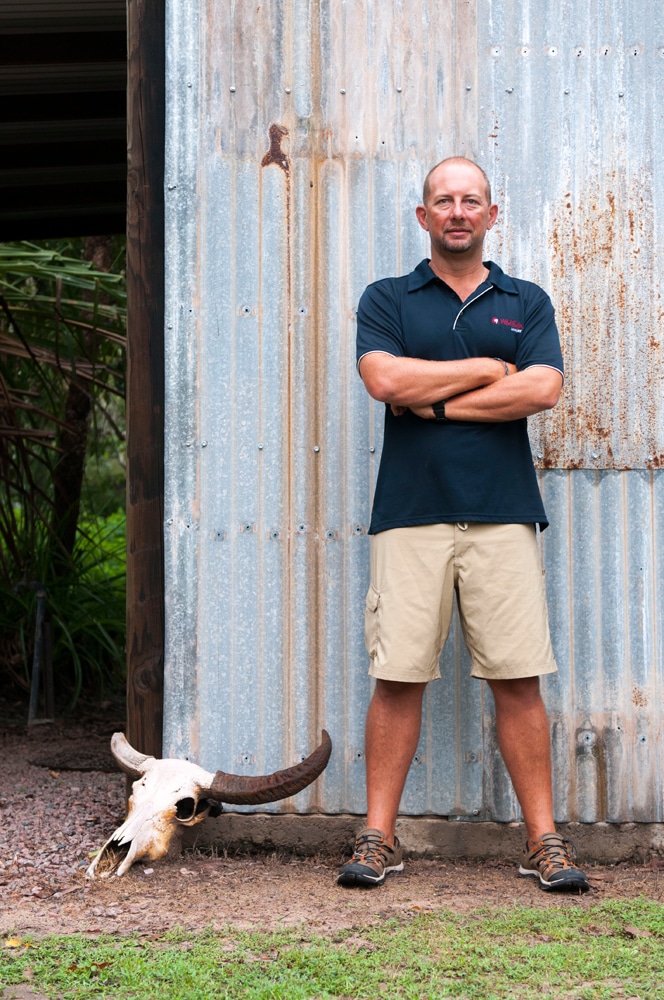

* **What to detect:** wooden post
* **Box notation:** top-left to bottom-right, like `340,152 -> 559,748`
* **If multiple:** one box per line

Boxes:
126,0 -> 165,756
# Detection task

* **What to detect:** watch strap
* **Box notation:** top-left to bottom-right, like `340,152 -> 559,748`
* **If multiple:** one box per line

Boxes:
432,399 -> 448,422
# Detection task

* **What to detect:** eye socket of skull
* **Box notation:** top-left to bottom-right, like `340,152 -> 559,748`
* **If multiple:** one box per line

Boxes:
175,796 -> 212,823
175,797 -> 197,821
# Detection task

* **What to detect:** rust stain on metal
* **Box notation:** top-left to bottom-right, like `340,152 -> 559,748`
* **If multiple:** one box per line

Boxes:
541,171 -> 664,470
261,123 -> 290,172
632,686 -> 649,708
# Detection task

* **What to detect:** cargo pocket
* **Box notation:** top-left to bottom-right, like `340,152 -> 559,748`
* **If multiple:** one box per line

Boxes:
364,584 -> 381,661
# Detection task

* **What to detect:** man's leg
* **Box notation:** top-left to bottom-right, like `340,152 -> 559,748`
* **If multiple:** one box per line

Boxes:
486,676 -> 554,845
488,676 -> 589,892
337,679 -> 426,887
365,679 -> 427,843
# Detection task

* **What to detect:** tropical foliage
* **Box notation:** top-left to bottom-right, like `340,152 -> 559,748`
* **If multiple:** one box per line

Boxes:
0,238 -> 127,707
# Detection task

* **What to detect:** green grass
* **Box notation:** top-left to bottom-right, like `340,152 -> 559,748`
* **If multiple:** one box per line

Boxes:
2,900 -> 664,999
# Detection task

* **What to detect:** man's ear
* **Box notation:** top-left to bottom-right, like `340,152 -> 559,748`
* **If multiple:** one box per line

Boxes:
487,203 -> 499,230
415,204 -> 429,232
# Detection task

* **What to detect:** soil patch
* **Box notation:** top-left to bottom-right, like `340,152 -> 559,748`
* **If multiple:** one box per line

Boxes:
1,700 -> 663,939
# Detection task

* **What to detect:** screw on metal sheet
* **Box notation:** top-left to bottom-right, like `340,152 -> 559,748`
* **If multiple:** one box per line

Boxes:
520,47 -> 529,56
660,49 -> 664,57
297,523 -> 307,534
465,751 -> 479,763
354,750 -> 364,761
581,732 -> 595,746
185,441 -> 192,447
472,810 -> 480,816
396,85 -> 402,92
313,445 -> 320,453
638,735 -> 647,744
258,443 -> 264,450
630,47 -> 640,56
647,455 -> 654,462
230,86 -> 236,92
324,529 -> 336,540
506,87 -> 514,93
412,753 -> 422,765
187,82 -> 192,88
201,440 -> 207,447
214,530 -> 225,540
618,92 -> 624,98
564,89 -> 570,95
575,47 -> 585,57
370,446 -> 375,453
548,46 -> 558,56
240,305 -> 252,316
298,306 -> 307,315
285,87 -> 292,93
270,529 -> 280,540
240,753 -> 253,764
166,518 -> 173,525
491,46 -> 500,56
167,184 -> 177,191
241,522 -> 255,534
591,452 -> 599,459
340,88 -> 346,94
352,524 -> 365,536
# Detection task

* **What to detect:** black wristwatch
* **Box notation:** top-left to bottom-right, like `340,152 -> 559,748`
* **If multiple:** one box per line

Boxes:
432,399 -> 448,422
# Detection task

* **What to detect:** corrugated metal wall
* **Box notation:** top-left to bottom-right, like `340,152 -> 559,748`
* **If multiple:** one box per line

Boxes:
163,0 -> 663,823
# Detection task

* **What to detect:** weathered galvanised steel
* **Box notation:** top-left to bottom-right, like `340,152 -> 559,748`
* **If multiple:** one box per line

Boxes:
162,0 -> 664,824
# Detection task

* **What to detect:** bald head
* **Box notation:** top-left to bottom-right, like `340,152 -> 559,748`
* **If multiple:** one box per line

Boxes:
422,157 -> 492,206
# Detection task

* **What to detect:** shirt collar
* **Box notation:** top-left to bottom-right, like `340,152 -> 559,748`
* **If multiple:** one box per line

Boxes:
407,258 -> 518,295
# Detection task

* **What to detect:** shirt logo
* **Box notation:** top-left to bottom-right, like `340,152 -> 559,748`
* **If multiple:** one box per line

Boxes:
492,317 -> 523,331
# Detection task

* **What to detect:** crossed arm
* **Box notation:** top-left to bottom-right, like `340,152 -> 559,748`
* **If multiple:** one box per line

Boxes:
358,352 -> 563,422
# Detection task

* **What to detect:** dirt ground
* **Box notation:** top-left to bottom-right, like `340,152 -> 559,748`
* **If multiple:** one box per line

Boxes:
1,698 -> 663,941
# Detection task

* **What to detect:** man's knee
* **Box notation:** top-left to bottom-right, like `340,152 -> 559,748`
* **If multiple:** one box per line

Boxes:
488,675 -> 544,709
373,678 -> 427,705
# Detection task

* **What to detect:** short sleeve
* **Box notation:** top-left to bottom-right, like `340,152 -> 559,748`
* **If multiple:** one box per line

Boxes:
356,279 -> 406,366
515,284 -> 564,375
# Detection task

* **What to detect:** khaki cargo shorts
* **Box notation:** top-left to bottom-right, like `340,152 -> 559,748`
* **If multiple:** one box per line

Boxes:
364,522 -> 557,682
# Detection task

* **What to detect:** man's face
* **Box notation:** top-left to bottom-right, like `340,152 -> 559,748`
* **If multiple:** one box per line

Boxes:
416,162 -> 498,257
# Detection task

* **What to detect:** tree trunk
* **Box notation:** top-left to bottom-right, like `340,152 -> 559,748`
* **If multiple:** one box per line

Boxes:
51,235 -> 113,566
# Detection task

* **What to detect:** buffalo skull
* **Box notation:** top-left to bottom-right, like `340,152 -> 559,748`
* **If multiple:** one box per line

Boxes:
87,730 -> 332,878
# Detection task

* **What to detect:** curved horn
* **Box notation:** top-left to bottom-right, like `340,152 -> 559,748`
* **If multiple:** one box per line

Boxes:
203,730 -> 332,805
110,732 -> 155,778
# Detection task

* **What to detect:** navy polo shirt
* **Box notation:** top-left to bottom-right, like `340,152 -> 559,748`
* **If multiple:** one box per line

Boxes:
356,259 -> 563,533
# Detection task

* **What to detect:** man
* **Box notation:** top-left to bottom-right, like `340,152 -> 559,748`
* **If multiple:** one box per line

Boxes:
338,157 -> 589,893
